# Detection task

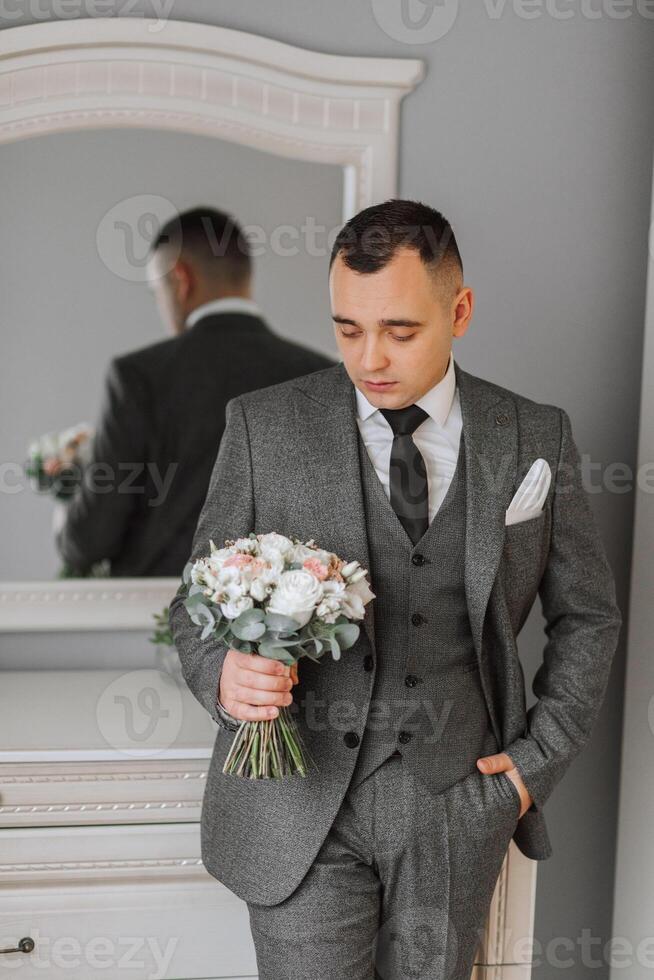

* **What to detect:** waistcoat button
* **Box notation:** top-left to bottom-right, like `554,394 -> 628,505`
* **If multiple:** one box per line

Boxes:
405,674 -> 420,688
344,731 -> 360,748
411,553 -> 426,566
398,731 -> 413,744
411,612 -> 425,626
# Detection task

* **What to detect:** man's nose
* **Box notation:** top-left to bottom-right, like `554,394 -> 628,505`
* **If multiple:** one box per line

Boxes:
360,339 -> 389,372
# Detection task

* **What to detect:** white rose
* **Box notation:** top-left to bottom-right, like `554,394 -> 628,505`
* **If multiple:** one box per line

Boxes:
288,542 -> 314,564
258,532 -> 295,559
220,594 -> 254,619
217,565 -> 244,589
191,559 -> 220,592
249,576 -> 269,602
346,576 -> 375,607
316,595 -> 344,624
289,541 -> 334,566
267,569 -> 324,628
340,590 -> 365,621
260,552 -> 285,583
321,580 -> 346,600
224,575 -> 250,600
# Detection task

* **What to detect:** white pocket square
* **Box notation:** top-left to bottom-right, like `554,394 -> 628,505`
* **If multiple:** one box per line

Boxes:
505,458 -> 551,526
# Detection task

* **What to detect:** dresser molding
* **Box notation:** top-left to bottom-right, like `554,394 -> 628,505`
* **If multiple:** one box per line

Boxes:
0,577 -> 179,631
0,758 -> 207,828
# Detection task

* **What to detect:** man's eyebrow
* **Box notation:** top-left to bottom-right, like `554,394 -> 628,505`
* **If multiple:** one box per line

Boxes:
332,315 -> 424,328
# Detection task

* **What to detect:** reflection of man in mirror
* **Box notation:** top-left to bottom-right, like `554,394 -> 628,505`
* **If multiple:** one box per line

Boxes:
56,207 -> 336,577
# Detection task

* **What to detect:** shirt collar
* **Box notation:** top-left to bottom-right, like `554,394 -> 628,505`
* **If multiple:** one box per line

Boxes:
354,349 -> 456,426
185,297 -> 263,329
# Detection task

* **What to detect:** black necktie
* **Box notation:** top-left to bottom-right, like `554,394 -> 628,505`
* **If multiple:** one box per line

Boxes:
379,404 -> 430,544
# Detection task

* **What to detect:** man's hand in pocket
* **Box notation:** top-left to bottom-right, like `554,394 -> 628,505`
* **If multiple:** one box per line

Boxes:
477,751 -> 533,817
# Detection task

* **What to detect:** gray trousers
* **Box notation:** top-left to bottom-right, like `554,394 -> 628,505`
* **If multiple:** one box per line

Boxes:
246,751 -> 522,980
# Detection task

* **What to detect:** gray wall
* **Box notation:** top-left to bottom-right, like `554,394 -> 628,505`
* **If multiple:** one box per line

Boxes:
3,4 -> 652,976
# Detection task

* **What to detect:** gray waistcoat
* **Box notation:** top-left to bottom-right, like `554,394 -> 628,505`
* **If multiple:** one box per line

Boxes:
349,425 -> 500,792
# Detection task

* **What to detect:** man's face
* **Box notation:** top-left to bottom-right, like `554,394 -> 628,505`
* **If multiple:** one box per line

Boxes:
329,247 -> 473,409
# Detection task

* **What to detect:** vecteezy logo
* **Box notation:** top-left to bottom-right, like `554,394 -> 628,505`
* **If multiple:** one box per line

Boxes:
371,0 -> 460,43
374,903 -> 454,979
96,669 -> 184,757
95,194 -> 179,283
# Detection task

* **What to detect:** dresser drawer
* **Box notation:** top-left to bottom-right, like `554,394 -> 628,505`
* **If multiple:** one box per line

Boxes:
0,823 -> 258,979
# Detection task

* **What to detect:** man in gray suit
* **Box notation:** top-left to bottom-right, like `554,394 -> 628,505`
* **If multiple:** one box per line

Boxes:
169,199 -> 622,979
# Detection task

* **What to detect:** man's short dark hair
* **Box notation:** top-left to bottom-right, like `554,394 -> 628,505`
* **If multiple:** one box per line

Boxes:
329,198 -> 463,300
152,207 -> 251,287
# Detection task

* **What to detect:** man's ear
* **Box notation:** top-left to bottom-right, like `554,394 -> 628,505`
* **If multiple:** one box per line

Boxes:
452,285 -> 474,338
171,259 -> 194,303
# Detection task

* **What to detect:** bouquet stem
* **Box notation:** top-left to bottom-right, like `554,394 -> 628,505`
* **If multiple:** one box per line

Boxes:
222,707 -> 313,779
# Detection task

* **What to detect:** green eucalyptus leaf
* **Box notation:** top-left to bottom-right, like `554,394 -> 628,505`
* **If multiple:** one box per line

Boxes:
231,618 -> 267,641
258,642 -> 296,665
333,623 -> 360,650
329,636 -> 342,661
264,612 -> 300,633
300,643 -> 324,663
189,604 -> 214,630
184,589 -> 208,607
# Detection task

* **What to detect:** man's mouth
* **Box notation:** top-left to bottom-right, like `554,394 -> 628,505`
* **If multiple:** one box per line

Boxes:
363,380 -> 397,390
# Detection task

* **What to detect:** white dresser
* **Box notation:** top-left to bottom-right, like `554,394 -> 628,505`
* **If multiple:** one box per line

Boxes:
0,668 -> 536,979
0,668 -> 258,979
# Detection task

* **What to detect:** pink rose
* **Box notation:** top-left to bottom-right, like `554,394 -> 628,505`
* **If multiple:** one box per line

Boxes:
223,554 -> 254,568
303,557 -> 329,581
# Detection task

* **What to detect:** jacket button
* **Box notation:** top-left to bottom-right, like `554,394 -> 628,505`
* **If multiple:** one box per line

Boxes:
398,731 -> 413,744
411,612 -> 425,626
411,553 -> 426,566
495,412 -> 509,426
405,674 -> 420,688
344,731 -> 360,748
363,654 -> 374,672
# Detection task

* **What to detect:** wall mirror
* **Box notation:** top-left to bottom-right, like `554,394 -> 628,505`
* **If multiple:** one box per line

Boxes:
0,16 -> 424,631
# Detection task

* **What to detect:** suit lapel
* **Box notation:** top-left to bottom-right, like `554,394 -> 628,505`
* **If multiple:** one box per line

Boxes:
455,361 -> 518,661
292,359 -> 518,666
292,363 -> 376,653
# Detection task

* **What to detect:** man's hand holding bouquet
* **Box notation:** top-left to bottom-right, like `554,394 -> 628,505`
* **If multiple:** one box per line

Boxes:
180,531 -> 375,780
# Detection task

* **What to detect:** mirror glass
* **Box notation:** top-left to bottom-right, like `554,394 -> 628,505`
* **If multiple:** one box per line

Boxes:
0,127 -> 342,581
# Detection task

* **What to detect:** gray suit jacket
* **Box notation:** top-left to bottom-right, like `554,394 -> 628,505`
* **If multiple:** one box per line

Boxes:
169,358 -> 622,906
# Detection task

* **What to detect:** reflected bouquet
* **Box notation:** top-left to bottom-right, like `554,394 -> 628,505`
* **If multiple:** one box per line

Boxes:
181,531 -> 375,779
25,422 -> 94,500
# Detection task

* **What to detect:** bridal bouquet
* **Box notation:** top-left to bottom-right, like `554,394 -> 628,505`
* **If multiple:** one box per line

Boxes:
180,532 -> 375,779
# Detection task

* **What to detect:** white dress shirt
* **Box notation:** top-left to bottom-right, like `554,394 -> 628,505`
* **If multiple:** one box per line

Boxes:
185,296 -> 264,329
354,350 -> 463,523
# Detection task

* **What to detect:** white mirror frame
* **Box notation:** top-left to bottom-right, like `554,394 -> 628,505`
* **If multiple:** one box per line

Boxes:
0,17 -> 423,631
